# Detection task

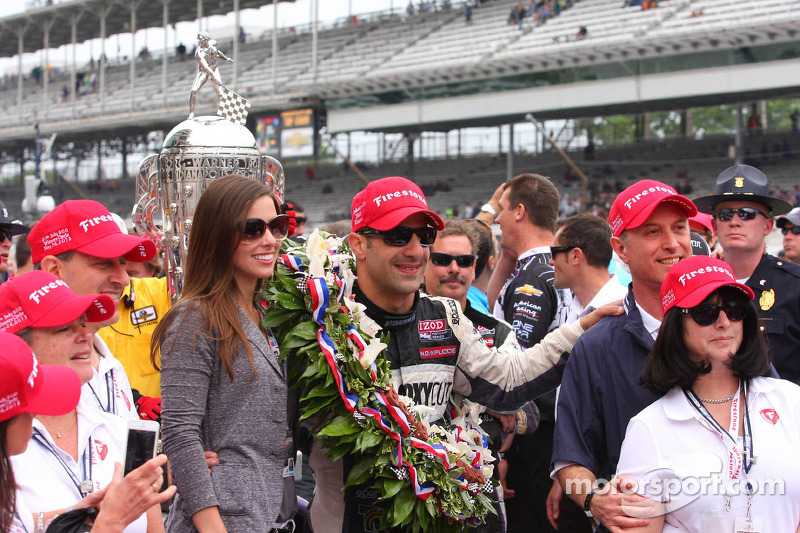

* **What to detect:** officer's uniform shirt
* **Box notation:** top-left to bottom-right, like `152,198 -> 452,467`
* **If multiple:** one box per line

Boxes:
743,253 -> 800,384
81,335 -> 138,421
11,404 -> 148,532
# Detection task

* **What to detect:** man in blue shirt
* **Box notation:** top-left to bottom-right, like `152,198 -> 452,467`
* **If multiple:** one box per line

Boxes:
552,180 -> 696,530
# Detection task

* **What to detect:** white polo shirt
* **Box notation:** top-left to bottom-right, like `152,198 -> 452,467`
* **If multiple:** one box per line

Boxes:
617,377 -> 800,532
81,334 -> 138,421
11,404 -> 147,533
10,498 -> 33,533
564,274 -> 629,325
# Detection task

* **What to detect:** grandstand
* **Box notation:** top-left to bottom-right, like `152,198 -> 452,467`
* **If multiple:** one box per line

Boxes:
1,0 -> 798,135
0,0 -> 799,227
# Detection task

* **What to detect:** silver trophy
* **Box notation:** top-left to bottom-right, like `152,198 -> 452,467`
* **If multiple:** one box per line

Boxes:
132,33 -> 284,302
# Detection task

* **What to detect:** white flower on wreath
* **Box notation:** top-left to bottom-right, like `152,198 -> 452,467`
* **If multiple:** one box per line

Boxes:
359,338 -> 387,369
306,230 -> 327,278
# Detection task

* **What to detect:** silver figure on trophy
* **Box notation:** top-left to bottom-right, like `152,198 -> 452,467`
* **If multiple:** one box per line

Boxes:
132,33 -> 283,301
188,31 -> 233,120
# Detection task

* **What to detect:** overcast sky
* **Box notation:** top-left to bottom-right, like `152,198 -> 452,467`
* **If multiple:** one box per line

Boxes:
0,0 -> 401,75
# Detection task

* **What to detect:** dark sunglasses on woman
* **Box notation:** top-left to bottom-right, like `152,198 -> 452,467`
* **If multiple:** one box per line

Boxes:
682,300 -> 747,326
0,229 -> 12,242
357,226 -> 437,247
242,215 -> 290,242
430,252 -> 476,268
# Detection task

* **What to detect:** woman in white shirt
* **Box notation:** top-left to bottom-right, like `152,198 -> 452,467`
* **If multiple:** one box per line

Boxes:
0,330 -> 175,533
0,271 -> 174,533
616,255 -> 800,532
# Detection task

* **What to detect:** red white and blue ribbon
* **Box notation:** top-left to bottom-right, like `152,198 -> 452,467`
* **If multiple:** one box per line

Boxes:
279,254 -> 305,272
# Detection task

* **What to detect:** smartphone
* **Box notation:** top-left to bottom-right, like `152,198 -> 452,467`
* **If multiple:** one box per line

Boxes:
124,419 -> 160,475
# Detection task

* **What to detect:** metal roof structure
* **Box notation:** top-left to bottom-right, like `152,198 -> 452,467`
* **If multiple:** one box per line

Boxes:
0,0 -> 294,58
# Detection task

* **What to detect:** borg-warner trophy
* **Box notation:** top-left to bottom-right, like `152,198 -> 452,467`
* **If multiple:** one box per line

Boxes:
132,33 -> 284,302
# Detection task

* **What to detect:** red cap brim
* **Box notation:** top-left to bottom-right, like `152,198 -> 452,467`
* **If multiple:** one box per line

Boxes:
625,195 -> 697,232
31,293 -> 116,328
676,280 -> 755,309
369,207 -> 445,231
24,365 -> 82,416
77,233 -> 157,263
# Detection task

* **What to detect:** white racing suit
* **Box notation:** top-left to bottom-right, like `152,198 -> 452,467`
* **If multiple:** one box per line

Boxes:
309,287 -> 584,533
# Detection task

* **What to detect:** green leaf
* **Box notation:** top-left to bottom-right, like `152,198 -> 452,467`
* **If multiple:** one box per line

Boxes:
260,310 -> 298,328
274,292 -> 306,310
392,487 -> 416,525
415,498 -> 431,531
299,361 -> 320,379
383,478 -> 404,498
281,336 -> 315,351
317,415 -> 360,437
359,430 -> 382,450
343,456 -> 374,488
299,397 -> 334,420
288,320 -> 319,340
303,383 -> 337,401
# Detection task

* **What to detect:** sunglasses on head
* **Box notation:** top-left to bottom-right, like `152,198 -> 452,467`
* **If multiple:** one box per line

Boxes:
430,252 -> 476,268
682,300 -> 747,326
0,229 -> 11,242
712,207 -> 769,222
242,215 -> 290,242
357,226 -> 437,247
550,244 -> 584,257
782,226 -> 800,236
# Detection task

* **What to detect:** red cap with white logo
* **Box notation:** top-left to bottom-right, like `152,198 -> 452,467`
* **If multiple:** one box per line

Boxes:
0,331 -> 81,423
351,177 -> 444,232
660,255 -> 754,315
0,271 -> 115,333
608,180 -> 697,238
28,200 -> 157,264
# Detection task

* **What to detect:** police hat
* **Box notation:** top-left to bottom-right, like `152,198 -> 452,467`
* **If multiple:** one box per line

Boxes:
0,199 -> 30,236
693,164 -> 792,216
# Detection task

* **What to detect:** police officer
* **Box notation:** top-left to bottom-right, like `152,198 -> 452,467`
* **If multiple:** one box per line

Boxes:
694,164 -> 800,384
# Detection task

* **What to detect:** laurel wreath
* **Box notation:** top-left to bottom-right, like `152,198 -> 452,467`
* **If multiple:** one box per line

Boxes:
259,230 -> 497,532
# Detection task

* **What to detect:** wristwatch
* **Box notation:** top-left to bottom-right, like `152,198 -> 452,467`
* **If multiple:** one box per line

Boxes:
584,487 -> 600,518
480,202 -> 497,217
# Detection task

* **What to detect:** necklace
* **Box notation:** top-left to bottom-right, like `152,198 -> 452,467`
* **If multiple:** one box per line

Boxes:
696,390 -> 738,404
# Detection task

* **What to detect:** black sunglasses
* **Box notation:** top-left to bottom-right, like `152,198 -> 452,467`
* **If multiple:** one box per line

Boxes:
430,252 -> 476,268
682,300 -> 747,326
295,216 -> 308,225
242,215 -> 290,242
357,226 -> 437,247
782,226 -> 800,236
0,229 -> 11,242
712,207 -> 769,222
550,244 -> 584,257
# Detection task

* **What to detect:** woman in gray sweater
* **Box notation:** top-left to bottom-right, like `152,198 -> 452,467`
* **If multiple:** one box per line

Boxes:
153,175 -> 295,532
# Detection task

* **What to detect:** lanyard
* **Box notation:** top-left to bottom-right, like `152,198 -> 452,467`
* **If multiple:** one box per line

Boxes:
685,381 -> 755,479
87,370 -> 116,415
31,428 -> 93,498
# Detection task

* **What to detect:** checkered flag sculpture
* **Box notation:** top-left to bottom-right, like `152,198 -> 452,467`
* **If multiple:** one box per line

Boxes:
217,86 -> 251,126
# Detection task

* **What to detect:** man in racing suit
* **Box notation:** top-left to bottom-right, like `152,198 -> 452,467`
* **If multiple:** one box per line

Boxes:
308,177 -> 620,533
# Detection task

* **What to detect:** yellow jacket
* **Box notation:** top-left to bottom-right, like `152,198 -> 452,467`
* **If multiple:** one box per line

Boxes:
98,276 -> 171,397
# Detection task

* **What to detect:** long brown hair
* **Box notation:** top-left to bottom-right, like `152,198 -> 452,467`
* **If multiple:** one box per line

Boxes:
151,174 -> 276,380
0,419 -> 15,533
